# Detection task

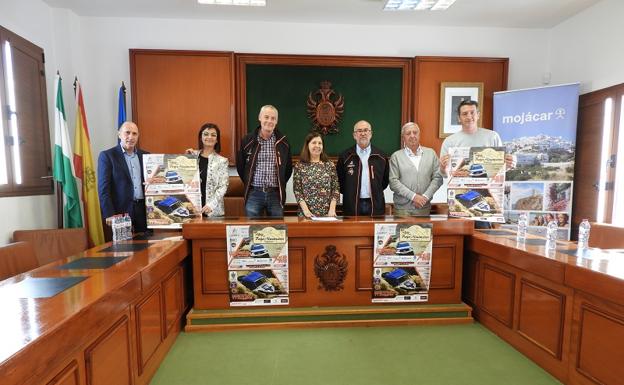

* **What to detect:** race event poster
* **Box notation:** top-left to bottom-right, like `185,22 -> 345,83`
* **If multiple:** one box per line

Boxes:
372,223 -> 432,303
447,146 -> 506,223
226,225 -> 289,306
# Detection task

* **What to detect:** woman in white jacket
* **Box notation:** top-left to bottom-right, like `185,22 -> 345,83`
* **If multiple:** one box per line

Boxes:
187,123 -> 229,217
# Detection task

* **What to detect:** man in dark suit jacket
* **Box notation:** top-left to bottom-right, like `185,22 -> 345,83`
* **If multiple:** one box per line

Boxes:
98,121 -> 149,233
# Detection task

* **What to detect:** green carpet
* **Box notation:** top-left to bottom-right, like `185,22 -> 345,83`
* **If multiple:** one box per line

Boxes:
151,323 -> 561,385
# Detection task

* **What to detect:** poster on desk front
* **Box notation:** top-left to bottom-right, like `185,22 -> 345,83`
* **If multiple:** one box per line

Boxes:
372,223 -> 432,303
494,84 -> 579,240
446,146 -> 506,223
226,225 -> 289,306
143,154 -> 202,229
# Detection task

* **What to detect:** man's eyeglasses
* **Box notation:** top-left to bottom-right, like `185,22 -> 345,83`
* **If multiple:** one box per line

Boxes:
354,128 -> 371,134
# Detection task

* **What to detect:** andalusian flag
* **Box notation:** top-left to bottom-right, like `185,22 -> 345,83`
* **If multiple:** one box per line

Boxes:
53,74 -> 83,228
73,80 -> 104,246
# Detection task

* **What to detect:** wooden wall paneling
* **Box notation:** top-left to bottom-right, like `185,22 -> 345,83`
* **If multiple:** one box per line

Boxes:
163,267 -> 183,336
472,254 -> 573,382
355,244 -> 373,291
235,53 -> 413,151
290,236 -> 373,307
462,251 -> 479,309
130,50 -> 236,162
288,246 -> 306,293
517,279 -> 566,359
135,287 -> 164,373
412,56 -> 509,153
427,235 -> 463,304
184,218 -> 472,310
479,261 -> 515,327
195,241 -> 229,309
429,240 -> 456,290
512,272 -> 573,383
569,292 -> 624,385
84,315 -> 133,385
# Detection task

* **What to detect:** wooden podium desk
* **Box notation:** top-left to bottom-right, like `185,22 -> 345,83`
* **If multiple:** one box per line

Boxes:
466,230 -> 624,385
183,216 -> 473,310
0,237 -> 189,385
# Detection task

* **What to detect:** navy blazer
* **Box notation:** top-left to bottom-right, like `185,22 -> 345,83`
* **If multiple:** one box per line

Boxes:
97,145 -> 148,219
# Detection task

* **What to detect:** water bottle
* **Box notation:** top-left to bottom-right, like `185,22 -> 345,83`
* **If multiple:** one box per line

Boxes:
112,215 -> 122,243
123,214 -> 133,240
546,220 -> 558,249
516,212 -> 528,243
578,219 -> 591,250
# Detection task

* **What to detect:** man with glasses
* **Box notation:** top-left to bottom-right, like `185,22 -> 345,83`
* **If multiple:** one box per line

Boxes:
236,105 -> 292,217
337,120 -> 389,216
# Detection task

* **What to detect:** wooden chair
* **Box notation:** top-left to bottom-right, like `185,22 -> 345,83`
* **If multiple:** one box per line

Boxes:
13,228 -> 89,266
0,241 -> 39,281
588,222 -> 624,249
224,176 -> 246,217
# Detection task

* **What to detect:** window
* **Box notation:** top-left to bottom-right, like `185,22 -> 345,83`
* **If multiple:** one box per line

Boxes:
612,96 -> 624,226
0,25 -> 52,197
596,97 -> 613,223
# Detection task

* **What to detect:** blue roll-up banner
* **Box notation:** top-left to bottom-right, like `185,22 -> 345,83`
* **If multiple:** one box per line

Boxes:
494,83 -> 579,240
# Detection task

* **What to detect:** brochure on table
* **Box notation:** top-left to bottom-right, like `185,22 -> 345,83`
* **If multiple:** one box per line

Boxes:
372,223 -> 433,303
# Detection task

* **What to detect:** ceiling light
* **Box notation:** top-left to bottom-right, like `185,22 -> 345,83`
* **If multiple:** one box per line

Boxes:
431,0 -> 457,10
197,0 -> 266,6
383,0 -> 457,11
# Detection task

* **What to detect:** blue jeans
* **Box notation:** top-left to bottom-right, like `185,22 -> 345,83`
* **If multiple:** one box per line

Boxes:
245,188 -> 283,217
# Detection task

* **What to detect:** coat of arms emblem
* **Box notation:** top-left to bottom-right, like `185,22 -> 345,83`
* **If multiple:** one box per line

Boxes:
307,81 -> 344,135
314,245 -> 348,291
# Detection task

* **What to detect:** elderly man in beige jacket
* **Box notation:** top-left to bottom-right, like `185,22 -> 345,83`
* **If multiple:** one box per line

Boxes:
389,122 -> 443,216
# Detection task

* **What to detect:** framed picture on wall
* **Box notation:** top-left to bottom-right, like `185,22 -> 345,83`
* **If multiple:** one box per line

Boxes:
439,82 -> 484,138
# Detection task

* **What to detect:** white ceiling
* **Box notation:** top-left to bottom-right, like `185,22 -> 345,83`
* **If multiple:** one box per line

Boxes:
42,0 -> 600,28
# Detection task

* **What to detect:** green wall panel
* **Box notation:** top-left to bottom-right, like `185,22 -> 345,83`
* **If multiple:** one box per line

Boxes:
246,64 -> 403,156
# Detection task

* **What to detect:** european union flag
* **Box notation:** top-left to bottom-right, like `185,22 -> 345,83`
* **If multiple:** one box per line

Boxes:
117,81 -> 126,129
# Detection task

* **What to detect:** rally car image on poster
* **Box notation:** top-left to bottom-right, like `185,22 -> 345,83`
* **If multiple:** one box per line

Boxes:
146,194 -> 201,228
372,266 -> 428,302
447,188 -> 504,223
229,269 -> 289,306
